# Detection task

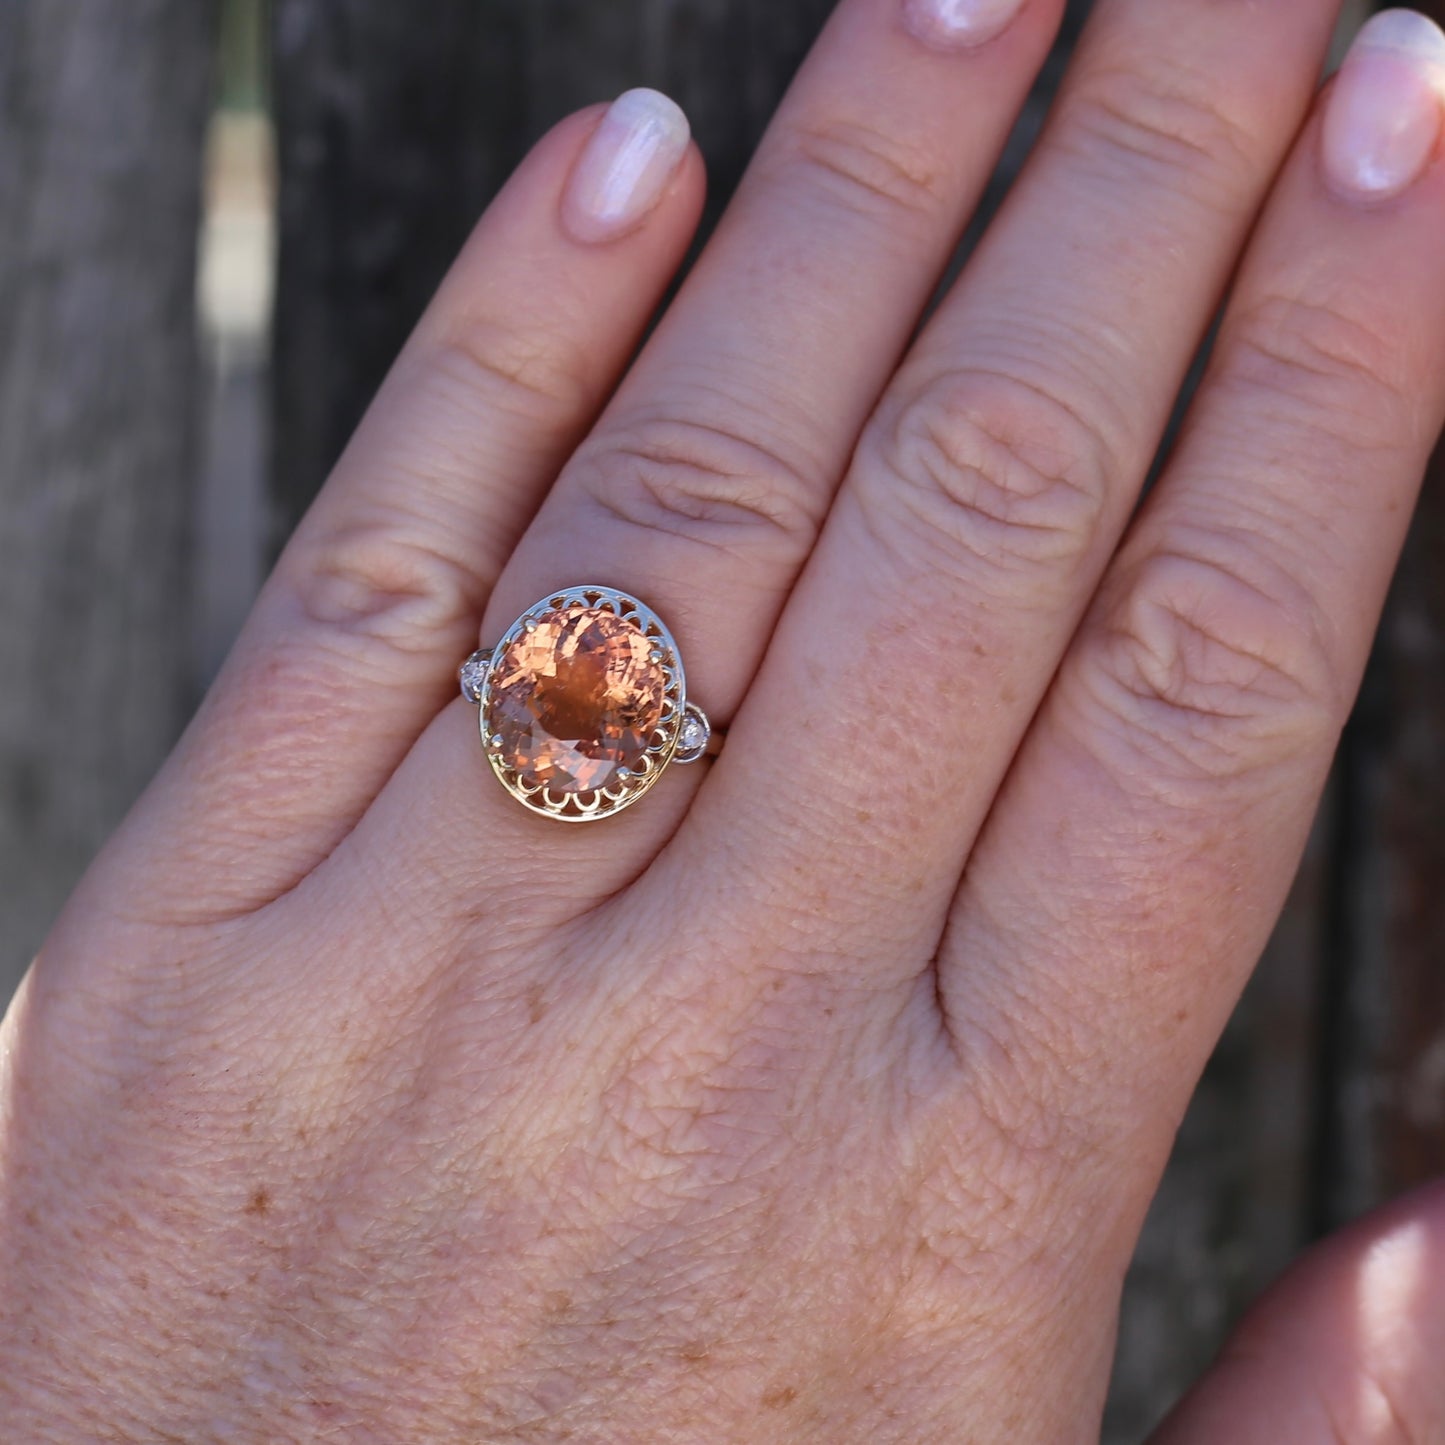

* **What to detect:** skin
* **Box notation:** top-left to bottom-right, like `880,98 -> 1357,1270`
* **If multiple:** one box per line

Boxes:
3,0 -> 1445,1438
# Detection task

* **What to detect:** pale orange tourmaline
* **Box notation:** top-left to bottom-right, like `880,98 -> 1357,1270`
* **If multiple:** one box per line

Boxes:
489,604 -> 665,795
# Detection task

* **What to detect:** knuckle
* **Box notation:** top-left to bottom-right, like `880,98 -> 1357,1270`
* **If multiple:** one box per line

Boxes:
1061,62 -> 1255,204
573,414 -> 822,564
1223,292 -> 1412,448
289,515 -> 483,649
1091,545 -> 1339,783
861,367 -> 1113,588
780,114 -> 946,225
428,309 -> 592,421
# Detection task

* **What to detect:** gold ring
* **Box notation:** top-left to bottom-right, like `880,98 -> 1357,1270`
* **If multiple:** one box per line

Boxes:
459,586 -> 717,823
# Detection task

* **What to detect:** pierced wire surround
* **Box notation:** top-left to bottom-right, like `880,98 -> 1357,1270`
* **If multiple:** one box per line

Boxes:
460,586 -> 708,823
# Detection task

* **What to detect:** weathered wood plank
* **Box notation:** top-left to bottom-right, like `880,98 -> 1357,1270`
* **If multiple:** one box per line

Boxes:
1375,456 -> 1445,1186
1326,377 -> 1445,1223
1104,816 -> 1334,1441
0,0 -> 217,988
268,0 -> 837,542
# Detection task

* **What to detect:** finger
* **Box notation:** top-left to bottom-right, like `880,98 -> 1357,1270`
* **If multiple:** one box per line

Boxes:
336,0 -> 1068,915
940,14 -> 1445,1161
671,0 -> 1345,966
1152,1182 -> 1445,1443
91,97 -> 705,924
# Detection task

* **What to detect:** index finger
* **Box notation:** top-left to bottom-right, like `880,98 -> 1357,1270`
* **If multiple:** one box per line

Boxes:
943,11 -> 1445,1165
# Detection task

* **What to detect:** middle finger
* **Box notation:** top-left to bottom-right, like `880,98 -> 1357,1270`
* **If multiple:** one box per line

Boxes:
675,0 -> 1346,968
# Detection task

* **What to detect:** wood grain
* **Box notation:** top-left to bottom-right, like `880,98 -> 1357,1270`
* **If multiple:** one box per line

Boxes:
267,0 -> 838,543
1321,0 -> 1445,1229
0,0 -> 217,989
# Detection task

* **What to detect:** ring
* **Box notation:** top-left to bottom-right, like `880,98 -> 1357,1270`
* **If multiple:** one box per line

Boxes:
458,586 -> 717,823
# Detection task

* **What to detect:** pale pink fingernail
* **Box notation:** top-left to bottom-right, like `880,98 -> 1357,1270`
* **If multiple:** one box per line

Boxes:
562,89 -> 690,244
1322,9 -> 1445,201
902,0 -> 1027,50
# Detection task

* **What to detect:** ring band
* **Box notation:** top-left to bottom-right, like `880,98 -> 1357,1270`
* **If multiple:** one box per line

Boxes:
458,586 -> 718,823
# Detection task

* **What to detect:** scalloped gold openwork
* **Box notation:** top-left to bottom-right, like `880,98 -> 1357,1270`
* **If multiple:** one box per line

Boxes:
457,586 -> 714,823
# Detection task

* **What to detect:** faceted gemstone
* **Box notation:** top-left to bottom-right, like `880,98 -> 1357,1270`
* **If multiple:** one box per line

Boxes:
488,604 -> 666,794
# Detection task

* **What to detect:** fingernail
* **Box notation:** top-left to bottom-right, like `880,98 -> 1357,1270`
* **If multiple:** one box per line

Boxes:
562,89 -> 690,244
902,0 -> 1026,50
1323,9 -> 1445,201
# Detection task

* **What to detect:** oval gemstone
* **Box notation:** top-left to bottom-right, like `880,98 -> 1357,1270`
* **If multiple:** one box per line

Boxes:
488,604 -> 666,795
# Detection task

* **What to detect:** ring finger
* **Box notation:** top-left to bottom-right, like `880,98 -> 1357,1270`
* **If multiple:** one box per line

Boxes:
335,0 -> 1069,916
83,103 -> 704,928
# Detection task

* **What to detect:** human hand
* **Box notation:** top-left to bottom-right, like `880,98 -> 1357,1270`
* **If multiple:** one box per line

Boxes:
5,1 -> 1445,1439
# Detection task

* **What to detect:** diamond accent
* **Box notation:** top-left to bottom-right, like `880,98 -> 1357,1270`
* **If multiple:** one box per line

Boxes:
675,706 -> 711,764
459,651 -> 491,703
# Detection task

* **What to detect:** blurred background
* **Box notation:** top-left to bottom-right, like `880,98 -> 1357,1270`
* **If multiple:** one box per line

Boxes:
1,0 -> 1441,1436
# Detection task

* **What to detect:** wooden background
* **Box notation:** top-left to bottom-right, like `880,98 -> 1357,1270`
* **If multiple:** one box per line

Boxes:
2,0 -> 1442,1437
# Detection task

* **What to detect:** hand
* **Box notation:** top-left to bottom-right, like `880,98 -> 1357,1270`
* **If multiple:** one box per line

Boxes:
5,1 -> 1445,1439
